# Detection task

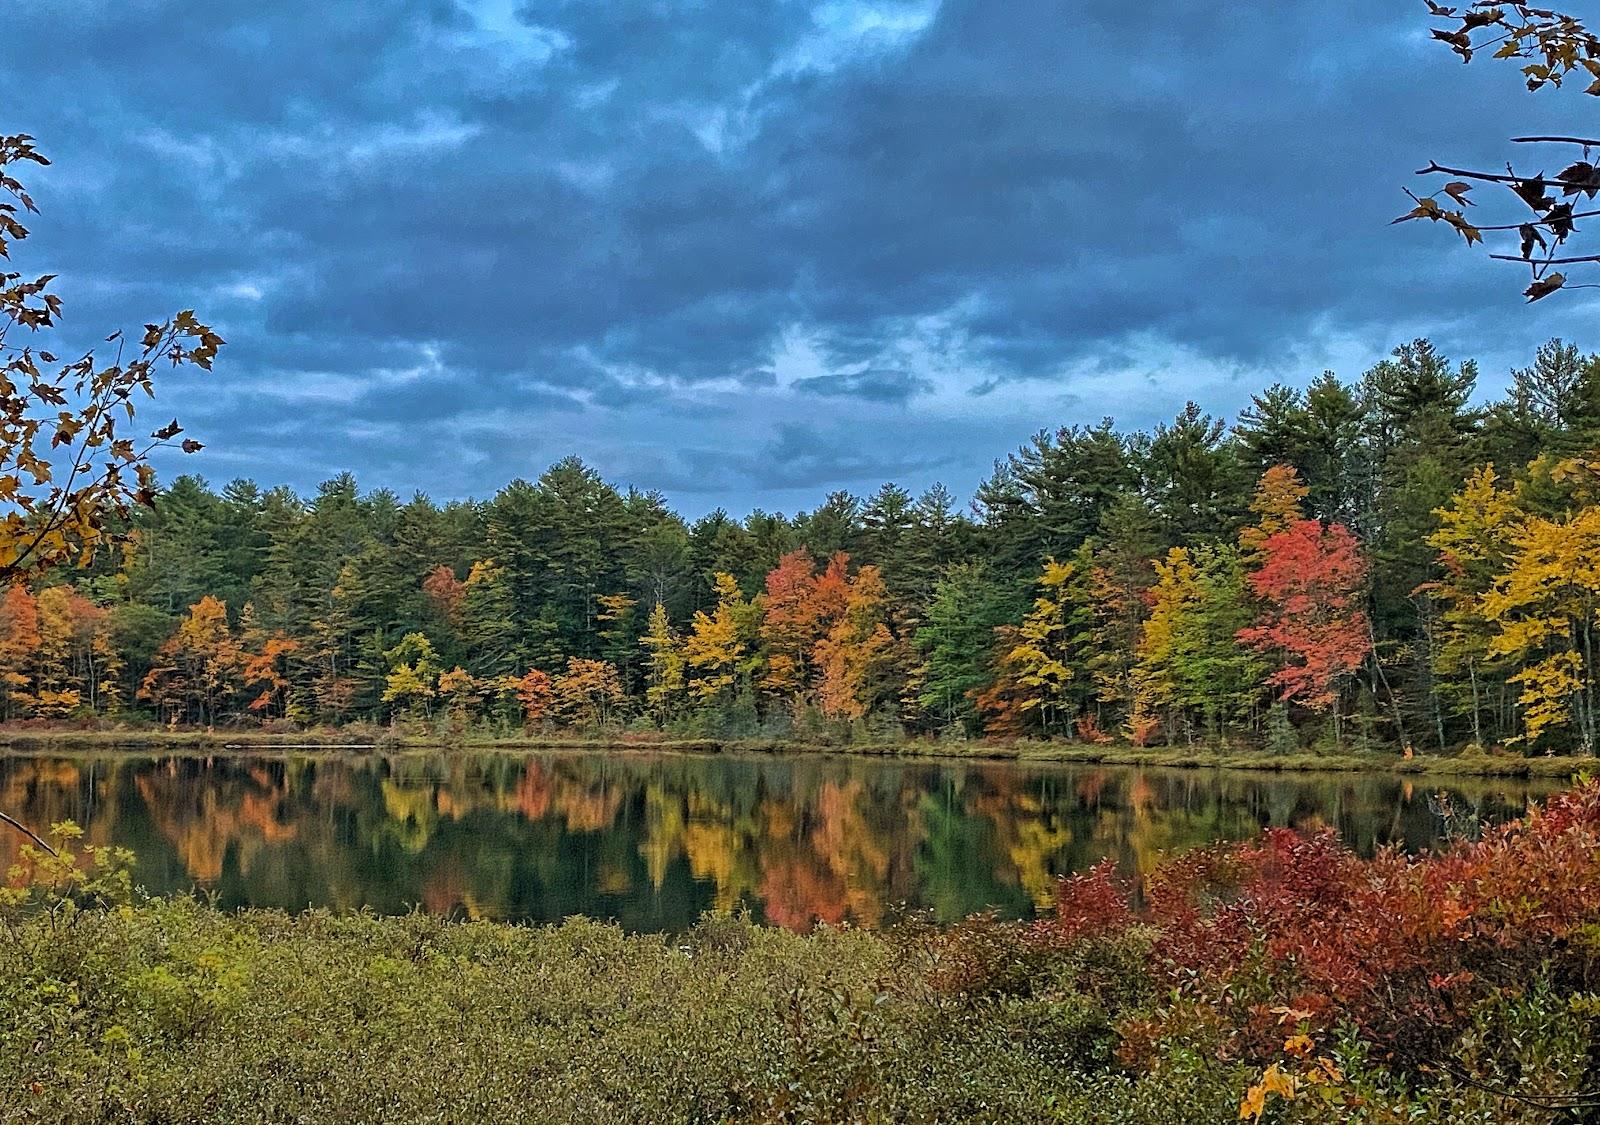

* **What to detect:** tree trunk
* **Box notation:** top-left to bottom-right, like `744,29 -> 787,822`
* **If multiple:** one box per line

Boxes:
1368,619 -> 1410,749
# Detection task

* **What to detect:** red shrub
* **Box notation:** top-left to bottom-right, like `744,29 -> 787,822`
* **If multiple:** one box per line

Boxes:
1048,860 -> 1135,942
1073,714 -> 1115,745
1039,780 -> 1600,1064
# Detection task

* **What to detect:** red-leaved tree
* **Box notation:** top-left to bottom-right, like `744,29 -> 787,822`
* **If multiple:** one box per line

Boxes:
1238,520 -> 1371,719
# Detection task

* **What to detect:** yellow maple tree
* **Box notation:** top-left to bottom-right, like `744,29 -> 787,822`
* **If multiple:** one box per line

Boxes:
640,601 -> 685,720
992,553 -> 1094,735
1481,477 -> 1600,750
1239,464 -> 1309,559
683,573 -> 759,701
1130,547 -> 1203,743
1427,464 -> 1522,746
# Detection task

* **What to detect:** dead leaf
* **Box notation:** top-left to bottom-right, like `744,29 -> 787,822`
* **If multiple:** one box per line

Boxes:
1525,272 -> 1567,302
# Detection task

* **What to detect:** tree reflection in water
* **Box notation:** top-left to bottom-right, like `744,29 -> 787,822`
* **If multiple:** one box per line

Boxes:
0,750 -> 1557,933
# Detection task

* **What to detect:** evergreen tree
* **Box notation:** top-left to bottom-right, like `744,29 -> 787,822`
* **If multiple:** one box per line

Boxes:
913,561 -> 1015,735
1362,340 -> 1481,748
1146,403 -> 1248,546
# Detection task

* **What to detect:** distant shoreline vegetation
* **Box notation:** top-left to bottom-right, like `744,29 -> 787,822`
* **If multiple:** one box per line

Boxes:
0,725 -> 1590,780
3,337 -> 1600,758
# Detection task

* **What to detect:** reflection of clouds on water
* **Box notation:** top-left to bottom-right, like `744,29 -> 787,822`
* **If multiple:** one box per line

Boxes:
0,750 -> 1559,933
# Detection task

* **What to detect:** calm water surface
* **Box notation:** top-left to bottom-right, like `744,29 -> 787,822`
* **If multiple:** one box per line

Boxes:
0,748 -> 1563,932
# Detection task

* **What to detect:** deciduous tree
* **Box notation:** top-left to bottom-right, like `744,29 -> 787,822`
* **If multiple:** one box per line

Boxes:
684,573 -> 759,703
1135,545 -> 1263,742
1481,462 -> 1600,750
984,552 -> 1096,736
381,632 -> 441,719
1238,521 -> 1372,739
815,565 -> 902,723
0,135 -> 220,581
1426,465 -> 1521,745
553,658 -> 625,728
513,668 -> 555,728
140,595 -> 242,726
640,602 -> 685,722
1406,4 -> 1600,301
0,584 -> 37,718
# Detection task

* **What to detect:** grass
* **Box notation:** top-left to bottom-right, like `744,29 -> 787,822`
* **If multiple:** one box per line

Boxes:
2,894 -> 1590,1123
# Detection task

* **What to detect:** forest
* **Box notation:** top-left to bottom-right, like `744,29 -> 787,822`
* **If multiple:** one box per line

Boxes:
2,336 -> 1598,756
15,3 -> 1600,1118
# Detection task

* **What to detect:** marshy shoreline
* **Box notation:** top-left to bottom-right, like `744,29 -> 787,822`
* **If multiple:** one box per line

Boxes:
0,724 -> 1587,779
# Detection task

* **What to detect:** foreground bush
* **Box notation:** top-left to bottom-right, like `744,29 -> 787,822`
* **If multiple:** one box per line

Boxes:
1043,778 -> 1600,1121
5,786 -> 1600,1121
0,902 -> 1156,1123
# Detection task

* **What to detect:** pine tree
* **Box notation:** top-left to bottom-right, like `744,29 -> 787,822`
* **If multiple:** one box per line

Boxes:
914,561 -> 1014,734
1087,493 -> 1159,729
459,561 -> 519,680
1147,403 -> 1248,544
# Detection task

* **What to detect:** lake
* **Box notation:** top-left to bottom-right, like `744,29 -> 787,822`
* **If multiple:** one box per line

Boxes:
0,748 -> 1563,932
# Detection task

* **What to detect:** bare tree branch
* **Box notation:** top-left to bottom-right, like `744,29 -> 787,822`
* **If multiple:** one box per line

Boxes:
0,810 -> 55,856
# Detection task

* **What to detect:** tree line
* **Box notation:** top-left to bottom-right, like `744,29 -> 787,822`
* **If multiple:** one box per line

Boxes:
1,336 -> 1598,753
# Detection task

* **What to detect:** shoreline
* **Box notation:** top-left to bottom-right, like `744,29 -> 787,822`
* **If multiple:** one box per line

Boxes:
0,726 -> 1588,779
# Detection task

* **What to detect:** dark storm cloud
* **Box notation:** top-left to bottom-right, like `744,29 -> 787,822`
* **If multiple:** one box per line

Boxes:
793,369 -> 931,403
6,0 -> 1586,512
662,421 -> 961,494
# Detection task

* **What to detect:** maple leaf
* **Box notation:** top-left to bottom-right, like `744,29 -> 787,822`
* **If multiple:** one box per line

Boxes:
1513,177 -> 1554,211
1558,160 -> 1600,198
1519,222 -> 1549,259
1392,197 -> 1444,224
1525,272 -> 1566,301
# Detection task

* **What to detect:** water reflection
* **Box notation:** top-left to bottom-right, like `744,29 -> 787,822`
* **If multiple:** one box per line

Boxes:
0,750 -> 1563,932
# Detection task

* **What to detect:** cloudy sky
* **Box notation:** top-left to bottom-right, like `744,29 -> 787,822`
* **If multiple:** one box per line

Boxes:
9,1 -> 1595,515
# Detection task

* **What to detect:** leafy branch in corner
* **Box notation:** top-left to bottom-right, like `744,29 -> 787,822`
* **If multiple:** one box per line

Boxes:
1403,2 -> 1600,300
0,133 -> 222,581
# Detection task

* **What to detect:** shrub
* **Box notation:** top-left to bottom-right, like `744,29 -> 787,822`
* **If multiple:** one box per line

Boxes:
1045,778 -> 1600,1072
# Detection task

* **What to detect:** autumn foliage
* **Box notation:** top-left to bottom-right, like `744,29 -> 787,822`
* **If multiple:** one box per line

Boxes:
10,417 -> 1600,756
1237,519 -> 1370,713
0,135 -> 220,581
1040,778 -> 1600,1066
